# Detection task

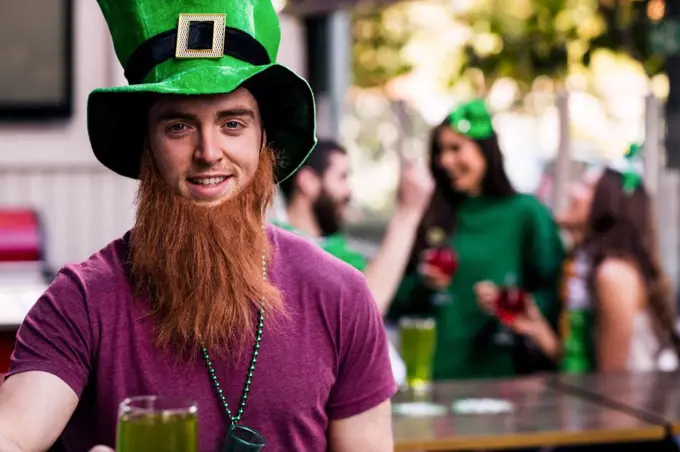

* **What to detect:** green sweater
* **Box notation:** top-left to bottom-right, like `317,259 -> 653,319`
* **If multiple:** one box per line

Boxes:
389,194 -> 565,380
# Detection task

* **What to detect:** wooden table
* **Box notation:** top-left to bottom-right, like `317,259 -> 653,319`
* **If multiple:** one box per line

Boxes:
553,371 -> 680,435
392,376 -> 666,451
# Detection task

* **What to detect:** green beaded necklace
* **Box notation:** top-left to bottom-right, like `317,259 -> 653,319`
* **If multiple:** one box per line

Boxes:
200,309 -> 263,426
200,240 -> 267,437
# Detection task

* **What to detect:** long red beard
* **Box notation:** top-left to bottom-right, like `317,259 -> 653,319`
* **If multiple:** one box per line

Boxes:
129,149 -> 283,357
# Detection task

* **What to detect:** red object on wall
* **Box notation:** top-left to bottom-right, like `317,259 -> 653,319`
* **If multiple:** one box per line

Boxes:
0,209 -> 42,263
0,209 -> 42,371
0,330 -> 16,372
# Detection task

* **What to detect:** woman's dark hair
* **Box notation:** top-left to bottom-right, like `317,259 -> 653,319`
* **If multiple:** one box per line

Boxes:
583,168 -> 680,356
407,119 -> 516,271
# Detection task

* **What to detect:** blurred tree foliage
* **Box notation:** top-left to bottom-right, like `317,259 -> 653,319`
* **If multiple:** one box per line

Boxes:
457,0 -> 582,89
350,0 -> 662,90
351,4 -> 415,88
586,0 -> 663,75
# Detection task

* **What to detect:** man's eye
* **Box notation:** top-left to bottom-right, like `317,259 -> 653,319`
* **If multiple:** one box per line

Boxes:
225,121 -> 243,129
167,123 -> 188,133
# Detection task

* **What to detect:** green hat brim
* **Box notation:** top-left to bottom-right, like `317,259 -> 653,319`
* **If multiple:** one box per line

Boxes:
87,63 -> 316,183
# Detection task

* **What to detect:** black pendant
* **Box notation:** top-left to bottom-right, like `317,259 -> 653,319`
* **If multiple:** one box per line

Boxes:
222,425 -> 266,451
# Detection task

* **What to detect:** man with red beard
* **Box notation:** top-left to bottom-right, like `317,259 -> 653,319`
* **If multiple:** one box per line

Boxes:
0,1 -> 396,452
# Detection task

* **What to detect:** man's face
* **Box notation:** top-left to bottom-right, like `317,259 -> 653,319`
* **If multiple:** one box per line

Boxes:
132,89 -> 283,355
313,152 -> 352,236
146,89 -> 263,207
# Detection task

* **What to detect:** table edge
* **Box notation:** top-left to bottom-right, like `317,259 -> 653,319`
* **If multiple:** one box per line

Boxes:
394,425 -> 666,451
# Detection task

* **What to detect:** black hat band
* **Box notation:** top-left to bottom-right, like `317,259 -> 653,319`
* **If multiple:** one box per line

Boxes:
124,19 -> 271,85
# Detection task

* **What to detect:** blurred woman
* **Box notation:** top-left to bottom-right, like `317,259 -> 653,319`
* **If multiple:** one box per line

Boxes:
477,148 -> 680,373
388,99 -> 565,380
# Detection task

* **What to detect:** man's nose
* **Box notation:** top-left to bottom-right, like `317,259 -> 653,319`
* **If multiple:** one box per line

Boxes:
194,131 -> 223,165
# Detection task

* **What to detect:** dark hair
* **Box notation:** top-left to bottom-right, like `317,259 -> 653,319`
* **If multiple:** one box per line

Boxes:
278,139 -> 347,203
583,168 -> 680,356
407,119 -> 516,271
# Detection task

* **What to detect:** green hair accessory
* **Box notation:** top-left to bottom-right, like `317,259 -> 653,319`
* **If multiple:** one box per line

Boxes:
447,99 -> 494,140
621,143 -> 643,194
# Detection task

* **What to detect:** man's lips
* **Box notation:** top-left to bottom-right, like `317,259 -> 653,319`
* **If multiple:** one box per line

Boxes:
187,175 -> 230,186
185,175 -> 234,201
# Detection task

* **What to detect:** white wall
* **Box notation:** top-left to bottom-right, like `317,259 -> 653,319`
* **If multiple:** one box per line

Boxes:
0,0 -> 135,269
279,14 -> 307,78
0,0 -> 307,268
0,0 -> 110,168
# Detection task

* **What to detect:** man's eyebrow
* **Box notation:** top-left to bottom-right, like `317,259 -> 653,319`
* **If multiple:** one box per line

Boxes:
155,110 -> 198,122
153,107 -> 257,122
216,108 -> 256,120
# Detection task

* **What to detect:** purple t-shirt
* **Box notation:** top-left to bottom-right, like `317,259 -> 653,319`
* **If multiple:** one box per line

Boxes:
8,226 -> 397,451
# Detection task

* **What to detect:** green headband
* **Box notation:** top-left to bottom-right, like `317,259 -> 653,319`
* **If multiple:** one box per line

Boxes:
447,99 -> 494,140
621,143 -> 643,194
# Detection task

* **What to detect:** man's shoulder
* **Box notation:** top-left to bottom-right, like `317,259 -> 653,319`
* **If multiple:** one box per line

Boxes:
50,233 -> 130,299
267,224 -> 367,291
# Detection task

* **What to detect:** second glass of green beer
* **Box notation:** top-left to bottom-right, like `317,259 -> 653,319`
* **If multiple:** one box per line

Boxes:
116,396 -> 198,452
399,317 -> 436,392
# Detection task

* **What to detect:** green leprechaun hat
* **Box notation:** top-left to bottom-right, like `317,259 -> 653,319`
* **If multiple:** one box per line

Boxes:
88,0 -> 316,182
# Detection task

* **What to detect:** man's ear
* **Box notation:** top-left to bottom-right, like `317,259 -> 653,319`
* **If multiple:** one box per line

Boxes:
295,167 -> 321,199
259,128 -> 268,153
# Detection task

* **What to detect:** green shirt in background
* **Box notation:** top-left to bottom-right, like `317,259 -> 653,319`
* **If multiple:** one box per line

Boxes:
389,194 -> 565,380
273,222 -> 368,272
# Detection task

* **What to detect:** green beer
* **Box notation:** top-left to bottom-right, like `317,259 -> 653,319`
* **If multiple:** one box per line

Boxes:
399,318 -> 436,391
117,396 -> 198,452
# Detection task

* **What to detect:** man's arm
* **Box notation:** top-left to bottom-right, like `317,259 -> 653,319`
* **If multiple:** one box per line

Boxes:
363,160 -> 434,315
328,400 -> 393,452
0,269 -> 94,451
325,272 -> 397,450
0,372 -> 78,451
363,208 -> 421,314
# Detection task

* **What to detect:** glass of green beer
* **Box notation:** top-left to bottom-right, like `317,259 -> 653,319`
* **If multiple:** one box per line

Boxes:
116,396 -> 198,452
399,317 -> 436,392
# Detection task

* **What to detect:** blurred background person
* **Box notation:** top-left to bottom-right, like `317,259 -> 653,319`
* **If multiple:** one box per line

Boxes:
477,145 -> 680,374
387,99 -> 565,380
277,139 -> 434,315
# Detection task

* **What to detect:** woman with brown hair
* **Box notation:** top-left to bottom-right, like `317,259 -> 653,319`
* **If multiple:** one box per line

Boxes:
478,145 -> 680,373
388,99 -> 565,379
